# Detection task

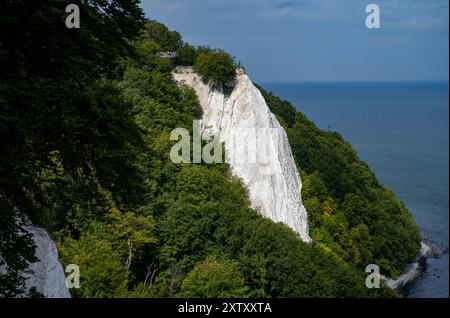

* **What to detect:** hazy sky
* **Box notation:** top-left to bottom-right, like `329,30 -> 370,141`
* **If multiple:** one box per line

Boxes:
140,0 -> 449,82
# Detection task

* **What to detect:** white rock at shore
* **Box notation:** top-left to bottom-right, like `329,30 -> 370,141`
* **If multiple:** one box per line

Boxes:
382,242 -> 430,292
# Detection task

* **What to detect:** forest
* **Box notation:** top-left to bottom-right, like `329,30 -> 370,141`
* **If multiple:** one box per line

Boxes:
0,0 -> 419,298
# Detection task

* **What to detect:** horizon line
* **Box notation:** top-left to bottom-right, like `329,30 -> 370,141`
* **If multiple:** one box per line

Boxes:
257,79 -> 449,85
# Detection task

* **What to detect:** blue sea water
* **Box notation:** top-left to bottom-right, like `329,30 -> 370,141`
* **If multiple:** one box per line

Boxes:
261,81 -> 449,298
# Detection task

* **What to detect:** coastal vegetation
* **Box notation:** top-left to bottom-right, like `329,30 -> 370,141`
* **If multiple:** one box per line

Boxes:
1,0 -> 417,298
258,87 -> 421,277
194,50 -> 236,87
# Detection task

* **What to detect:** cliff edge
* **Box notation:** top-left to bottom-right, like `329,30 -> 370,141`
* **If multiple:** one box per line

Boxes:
173,67 -> 311,242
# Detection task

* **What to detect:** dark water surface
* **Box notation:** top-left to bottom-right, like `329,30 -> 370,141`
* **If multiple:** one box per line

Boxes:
262,81 -> 449,298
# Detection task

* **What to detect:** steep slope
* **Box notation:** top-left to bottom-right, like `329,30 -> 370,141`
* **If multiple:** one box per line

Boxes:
1,2 -> 416,297
173,67 -> 311,242
0,216 -> 70,298
23,222 -> 71,298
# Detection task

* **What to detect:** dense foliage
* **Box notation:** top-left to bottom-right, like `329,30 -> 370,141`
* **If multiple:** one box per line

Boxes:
193,50 -> 237,87
1,0 -> 145,297
257,87 -> 421,277
180,256 -> 248,298
1,0 -> 415,298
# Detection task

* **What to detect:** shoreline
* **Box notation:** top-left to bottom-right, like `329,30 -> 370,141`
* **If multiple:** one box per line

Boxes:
381,242 -> 430,294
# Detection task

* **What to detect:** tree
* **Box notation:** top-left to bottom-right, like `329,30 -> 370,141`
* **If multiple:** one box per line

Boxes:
144,21 -> 183,51
181,256 -> 248,298
106,208 -> 157,269
0,197 -> 37,297
0,0 -> 145,297
176,44 -> 198,66
194,50 -> 236,87
302,171 -> 328,201
58,234 -> 129,298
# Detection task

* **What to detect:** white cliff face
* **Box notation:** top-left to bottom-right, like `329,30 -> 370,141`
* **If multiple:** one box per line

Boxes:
23,222 -> 71,298
173,67 -> 311,242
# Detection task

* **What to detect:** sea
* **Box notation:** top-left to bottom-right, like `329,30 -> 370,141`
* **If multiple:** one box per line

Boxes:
262,81 -> 449,298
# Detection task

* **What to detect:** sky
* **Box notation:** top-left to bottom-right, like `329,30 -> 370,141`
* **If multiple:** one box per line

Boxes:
140,0 -> 449,82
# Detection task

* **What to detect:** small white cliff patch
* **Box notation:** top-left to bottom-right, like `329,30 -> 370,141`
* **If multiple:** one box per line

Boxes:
23,221 -> 71,298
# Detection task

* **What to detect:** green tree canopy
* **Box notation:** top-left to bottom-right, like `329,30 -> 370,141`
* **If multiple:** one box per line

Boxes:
194,50 -> 236,87
181,256 -> 248,298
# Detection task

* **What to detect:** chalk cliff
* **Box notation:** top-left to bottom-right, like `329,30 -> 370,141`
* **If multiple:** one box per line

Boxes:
23,221 -> 71,298
173,67 -> 311,242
